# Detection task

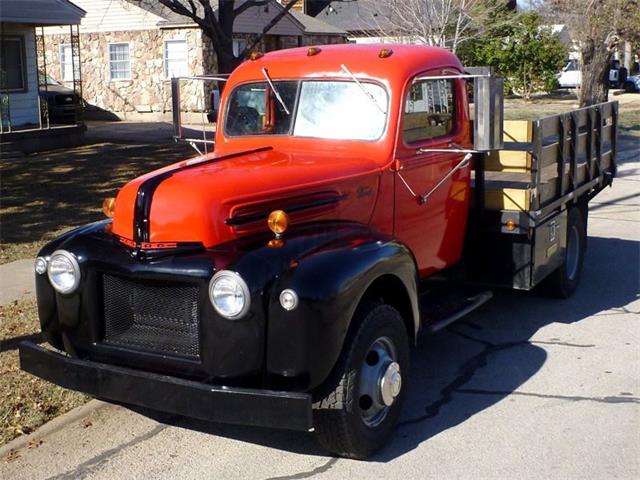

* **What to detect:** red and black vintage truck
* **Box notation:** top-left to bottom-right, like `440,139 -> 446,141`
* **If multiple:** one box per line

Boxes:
20,44 -> 617,459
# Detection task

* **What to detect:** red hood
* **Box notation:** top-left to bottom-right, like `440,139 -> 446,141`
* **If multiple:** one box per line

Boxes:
111,147 -> 383,247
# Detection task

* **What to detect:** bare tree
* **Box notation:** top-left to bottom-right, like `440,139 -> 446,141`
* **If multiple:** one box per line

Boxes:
547,0 -> 639,106
369,0 -> 512,54
129,0 -> 299,73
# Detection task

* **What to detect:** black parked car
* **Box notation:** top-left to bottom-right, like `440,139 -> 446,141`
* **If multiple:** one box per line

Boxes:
39,74 -> 80,123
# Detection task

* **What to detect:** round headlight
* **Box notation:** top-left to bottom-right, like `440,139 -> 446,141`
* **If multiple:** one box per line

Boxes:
47,250 -> 81,294
209,270 -> 250,319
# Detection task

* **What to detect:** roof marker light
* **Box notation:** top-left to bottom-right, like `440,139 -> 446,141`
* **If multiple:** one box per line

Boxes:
307,47 -> 321,56
379,48 -> 393,58
250,51 -> 264,61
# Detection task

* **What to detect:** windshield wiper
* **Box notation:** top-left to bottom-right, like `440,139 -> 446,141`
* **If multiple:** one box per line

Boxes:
261,68 -> 290,115
340,64 -> 386,114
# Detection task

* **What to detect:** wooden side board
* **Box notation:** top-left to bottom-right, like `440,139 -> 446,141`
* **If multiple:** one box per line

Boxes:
485,120 -> 532,172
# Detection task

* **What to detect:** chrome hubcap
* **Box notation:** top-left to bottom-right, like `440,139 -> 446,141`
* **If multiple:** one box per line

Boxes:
380,362 -> 402,406
358,337 -> 401,427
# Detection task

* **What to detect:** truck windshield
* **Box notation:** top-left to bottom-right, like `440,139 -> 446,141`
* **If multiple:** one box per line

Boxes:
224,80 -> 388,141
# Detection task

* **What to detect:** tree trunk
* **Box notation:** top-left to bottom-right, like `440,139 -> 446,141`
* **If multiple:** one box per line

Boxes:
212,1 -> 238,74
578,34 -> 617,107
217,53 -> 243,74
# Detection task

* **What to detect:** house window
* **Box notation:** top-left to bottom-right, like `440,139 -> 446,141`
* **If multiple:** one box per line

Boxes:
109,43 -> 131,80
0,36 -> 27,92
60,44 -> 73,81
403,79 -> 455,143
233,38 -> 248,58
164,40 -> 188,78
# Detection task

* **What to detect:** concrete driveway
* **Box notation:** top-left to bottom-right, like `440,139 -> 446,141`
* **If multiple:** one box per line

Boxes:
1,138 -> 638,479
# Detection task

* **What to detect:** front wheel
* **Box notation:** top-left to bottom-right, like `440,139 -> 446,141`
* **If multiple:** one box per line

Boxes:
544,207 -> 586,298
313,304 -> 410,459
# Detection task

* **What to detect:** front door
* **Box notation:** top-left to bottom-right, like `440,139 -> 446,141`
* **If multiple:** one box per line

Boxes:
393,73 -> 472,278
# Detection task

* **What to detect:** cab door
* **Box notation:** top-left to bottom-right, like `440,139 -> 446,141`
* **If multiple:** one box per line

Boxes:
393,74 -> 472,278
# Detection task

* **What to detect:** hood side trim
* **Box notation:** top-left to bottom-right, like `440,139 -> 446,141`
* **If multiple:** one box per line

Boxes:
225,193 -> 348,227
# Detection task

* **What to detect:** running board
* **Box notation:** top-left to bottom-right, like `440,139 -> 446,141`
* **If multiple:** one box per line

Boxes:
421,289 -> 493,334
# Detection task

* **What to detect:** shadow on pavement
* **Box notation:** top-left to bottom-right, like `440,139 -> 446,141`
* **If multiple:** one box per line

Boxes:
127,236 -> 639,460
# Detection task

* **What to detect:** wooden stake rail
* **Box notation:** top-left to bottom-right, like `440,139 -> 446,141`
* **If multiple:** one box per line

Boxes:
473,101 -> 618,222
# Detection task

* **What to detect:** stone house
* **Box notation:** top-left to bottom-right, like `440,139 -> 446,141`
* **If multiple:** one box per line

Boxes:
42,0 -> 345,119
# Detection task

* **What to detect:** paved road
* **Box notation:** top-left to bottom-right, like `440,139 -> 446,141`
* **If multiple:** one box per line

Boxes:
2,138 -> 638,479
0,260 -> 36,305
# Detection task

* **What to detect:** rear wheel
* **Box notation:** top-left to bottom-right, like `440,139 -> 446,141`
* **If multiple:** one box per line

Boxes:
313,304 -> 409,459
545,207 -> 586,298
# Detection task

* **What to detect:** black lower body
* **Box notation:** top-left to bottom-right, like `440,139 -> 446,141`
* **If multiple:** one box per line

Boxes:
19,341 -> 313,431
34,222 -> 415,402
463,208 -> 569,290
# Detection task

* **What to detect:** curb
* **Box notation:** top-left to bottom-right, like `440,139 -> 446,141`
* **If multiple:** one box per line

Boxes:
0,400 -> 109,457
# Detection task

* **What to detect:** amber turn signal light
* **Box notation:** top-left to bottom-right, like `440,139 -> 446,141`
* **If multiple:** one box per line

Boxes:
102,197 -> 116,218
267,210 -> 289,237
267,239 -> 284,249
505,219 -> 516,231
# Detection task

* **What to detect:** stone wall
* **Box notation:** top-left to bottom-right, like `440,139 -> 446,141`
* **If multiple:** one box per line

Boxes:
43,26 -> 345,120
43,27 -> 215,117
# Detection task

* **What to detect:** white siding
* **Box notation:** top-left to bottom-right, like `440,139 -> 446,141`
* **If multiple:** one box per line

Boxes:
43,0 -> 166,34
3,24 -> 39,127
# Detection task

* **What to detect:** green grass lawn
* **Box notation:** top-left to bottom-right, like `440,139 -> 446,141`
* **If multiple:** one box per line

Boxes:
504,92 -> 640,137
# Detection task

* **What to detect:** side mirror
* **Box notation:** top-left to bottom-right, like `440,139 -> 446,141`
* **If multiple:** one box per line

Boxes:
207,88 -> 221,123
473,76 -> 504,151
210,88 -> 220,112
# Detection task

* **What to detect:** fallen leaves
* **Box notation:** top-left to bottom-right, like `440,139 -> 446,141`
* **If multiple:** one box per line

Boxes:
0,298 -> 89,446
4,449 -> 20,462
27,438 -> 44,449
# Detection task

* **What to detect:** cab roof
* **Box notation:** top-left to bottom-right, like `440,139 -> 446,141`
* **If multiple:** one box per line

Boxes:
228,43 -> 464,86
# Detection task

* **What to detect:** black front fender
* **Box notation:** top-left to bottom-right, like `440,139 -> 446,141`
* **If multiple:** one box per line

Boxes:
257,225 -> 418,391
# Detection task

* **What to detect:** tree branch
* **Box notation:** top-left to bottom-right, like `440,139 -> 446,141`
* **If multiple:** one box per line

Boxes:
239,0 -> 298,57
234,0 -> 271,17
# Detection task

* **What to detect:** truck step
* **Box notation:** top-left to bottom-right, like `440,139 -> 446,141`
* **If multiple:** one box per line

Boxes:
420,287 -> 493,333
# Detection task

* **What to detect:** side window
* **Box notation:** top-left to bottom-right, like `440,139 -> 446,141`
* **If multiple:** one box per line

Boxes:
0,36 -> 26,92
109,43 -> 131,81
60,44 -> 73,81
164,40 -> 188,78
403,79 -> 455,143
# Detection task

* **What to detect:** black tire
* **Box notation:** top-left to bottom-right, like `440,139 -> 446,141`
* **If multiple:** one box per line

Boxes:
313,303 -> 410,459
545,207 -> 586,298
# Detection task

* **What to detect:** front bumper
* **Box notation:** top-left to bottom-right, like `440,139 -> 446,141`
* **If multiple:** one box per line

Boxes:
19,341 -> 313,431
